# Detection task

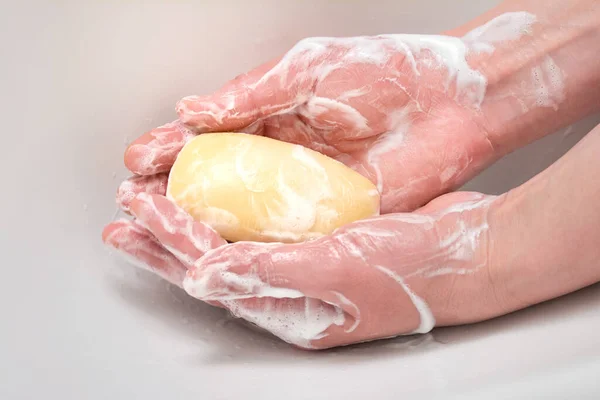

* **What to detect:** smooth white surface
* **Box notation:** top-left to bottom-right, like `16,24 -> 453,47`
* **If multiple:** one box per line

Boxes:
1,1 -> 599,399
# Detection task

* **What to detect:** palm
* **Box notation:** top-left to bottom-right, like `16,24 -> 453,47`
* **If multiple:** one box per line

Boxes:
258,103 -> 491,213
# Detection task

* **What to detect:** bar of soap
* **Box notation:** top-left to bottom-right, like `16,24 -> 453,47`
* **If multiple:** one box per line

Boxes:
166,132 -> 380,243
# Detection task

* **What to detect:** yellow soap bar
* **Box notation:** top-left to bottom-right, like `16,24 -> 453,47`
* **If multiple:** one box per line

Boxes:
167,132 -> 380,243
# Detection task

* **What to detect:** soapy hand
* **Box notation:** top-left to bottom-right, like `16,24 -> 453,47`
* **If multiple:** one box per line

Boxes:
184,191 -> 501,349
121,30 -> 505,214
105,190 -> 501,349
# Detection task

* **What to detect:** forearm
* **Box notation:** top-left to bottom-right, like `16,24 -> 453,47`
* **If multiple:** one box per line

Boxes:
489,122 -> 600,314
450,0 -> 600,155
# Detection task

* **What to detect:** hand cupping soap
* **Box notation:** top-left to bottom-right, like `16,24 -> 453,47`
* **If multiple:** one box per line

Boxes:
166,132 -> 380,243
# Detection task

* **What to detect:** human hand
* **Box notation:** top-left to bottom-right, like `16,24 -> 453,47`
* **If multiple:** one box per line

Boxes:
106,190 -> 501,349
121,32 -> 503,215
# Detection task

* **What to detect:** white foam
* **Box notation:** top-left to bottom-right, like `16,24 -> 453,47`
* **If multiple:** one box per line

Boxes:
291,145 -> 328,175
333,234 -> 368,261
405,198 -> 493,278
267,167 -> 320,232
366,107 -> 412,192
182,248 -> 351,348
235,139 -> 267,193
437,197 -> 496,216
336,85 -> 372,102
439,165 -> 458,184
463,12 -> 537,53
531,56 -> 565,110
298,96 -> 370,135
261,33 -> 487,105
219,271 -> 305,299
255,229 -> 325,243
382,34 -> 488,107
374,265 -> 435,334
330,291 -> 361,333
338,224 -> 399,238
370,212 -> 435,226
179,12 -> 542,149
256,149 -> 338,241
220,297 -> 343,349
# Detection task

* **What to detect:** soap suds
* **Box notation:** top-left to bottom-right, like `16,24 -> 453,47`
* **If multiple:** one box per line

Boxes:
463,11 -> 537,53
375,265 -> 436,334
220,297 -> 343,349
366,106 -> 413,193
531,56 -> 565,110
330,291 -> 361,333
182,260 -> 345,348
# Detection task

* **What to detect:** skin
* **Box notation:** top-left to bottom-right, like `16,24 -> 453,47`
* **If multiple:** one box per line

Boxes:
103,0 -> 600,349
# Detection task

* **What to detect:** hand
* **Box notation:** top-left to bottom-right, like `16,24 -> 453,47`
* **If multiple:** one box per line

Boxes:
121,33 -> 500,214
117,6 -> 600,214
106,190 -> 502,349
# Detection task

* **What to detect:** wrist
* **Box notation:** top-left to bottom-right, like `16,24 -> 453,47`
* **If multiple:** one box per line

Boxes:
449,2 -> 600,156
417,194 -> 506,327
486,124 -> 600,316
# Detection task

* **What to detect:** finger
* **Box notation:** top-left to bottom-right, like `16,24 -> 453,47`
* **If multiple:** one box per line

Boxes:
176,56 -> 307,132
102,219 -> 187,286
124,120 -> 196,175
129,193 -> 227,268
116,173 -> 168,213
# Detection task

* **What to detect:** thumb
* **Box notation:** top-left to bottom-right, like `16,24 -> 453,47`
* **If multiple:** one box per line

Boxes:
177,56 -> 309,132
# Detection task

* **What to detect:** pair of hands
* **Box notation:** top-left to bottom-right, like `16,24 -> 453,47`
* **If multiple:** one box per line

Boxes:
103,32 -> 507,349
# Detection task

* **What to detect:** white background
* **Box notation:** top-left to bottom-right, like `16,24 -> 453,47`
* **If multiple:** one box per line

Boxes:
1,1 -> 599,399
